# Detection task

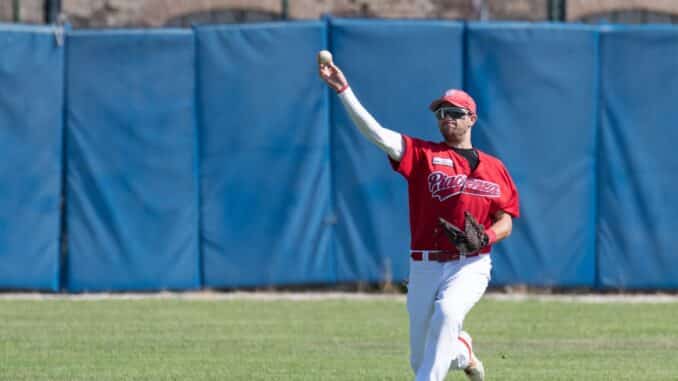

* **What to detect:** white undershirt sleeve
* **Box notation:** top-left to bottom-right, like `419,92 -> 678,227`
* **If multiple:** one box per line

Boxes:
337,87 -> 404,161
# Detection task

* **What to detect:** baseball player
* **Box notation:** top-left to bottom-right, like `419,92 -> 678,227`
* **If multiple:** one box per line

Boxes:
318,57 -> 519,381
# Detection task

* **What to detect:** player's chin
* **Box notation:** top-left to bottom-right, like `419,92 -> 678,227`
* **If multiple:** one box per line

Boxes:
439,128 -> 459,141
438,125 -> 454,136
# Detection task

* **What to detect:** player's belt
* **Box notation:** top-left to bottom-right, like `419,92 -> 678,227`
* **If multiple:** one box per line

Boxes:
410,251 -> 483,262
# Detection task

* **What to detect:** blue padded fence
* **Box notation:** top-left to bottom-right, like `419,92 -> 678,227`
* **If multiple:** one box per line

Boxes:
597,27 -> 678,289
0,25 -> 63,291
1,20 -> 678,291
65,30 -> 200,291
465,24 -> 600,287
195,22 -> 334,288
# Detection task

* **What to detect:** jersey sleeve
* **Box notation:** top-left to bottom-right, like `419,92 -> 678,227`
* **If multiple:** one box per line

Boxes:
493,164 -> 520,218
389,134 -> 420,180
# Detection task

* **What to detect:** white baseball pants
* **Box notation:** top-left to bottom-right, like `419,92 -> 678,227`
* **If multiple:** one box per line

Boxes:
406,253 -> 492,381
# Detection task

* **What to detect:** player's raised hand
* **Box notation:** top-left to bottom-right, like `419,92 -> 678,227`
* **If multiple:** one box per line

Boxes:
318,56 -> 348,93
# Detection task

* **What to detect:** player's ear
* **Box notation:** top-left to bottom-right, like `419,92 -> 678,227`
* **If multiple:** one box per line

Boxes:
470,114 -> 478,124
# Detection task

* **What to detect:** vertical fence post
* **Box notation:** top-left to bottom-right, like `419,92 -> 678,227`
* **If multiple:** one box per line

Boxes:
281,0 -> 288,20
548,0 -> 566,22
45,0 -> 61,24
13,0 -> 20,22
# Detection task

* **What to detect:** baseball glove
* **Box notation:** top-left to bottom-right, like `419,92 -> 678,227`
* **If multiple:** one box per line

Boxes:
438,217 -> 474,254
462,211 -> 490,252
438,211 -> 489,254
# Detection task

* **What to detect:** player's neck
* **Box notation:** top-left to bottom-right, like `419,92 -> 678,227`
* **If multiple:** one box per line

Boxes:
444,138 -> 472,149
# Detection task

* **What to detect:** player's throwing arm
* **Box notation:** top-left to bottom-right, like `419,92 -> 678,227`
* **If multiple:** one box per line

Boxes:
317,50 -> 403,161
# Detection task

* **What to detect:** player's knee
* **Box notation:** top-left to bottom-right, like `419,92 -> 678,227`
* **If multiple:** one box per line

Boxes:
435,302 -> 464,331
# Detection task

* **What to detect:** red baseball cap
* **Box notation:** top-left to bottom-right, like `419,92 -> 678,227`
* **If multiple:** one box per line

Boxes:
429,89 -> 477,115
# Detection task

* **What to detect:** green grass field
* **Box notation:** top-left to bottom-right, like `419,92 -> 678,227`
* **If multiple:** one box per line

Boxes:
1,296 -> 677,380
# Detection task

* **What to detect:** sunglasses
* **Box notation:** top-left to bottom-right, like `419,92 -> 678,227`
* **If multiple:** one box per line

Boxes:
434,107 -> 471,120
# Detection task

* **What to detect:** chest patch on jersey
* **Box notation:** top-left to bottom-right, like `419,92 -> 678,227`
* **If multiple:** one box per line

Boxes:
428,171 -> 501,201
432,157 -> 454,167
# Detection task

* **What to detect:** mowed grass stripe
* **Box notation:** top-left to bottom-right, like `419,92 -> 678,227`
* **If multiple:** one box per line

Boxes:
1,299 -> 677,380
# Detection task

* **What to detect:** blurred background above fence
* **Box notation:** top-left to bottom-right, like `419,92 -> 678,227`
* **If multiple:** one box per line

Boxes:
2,0 -> 678,27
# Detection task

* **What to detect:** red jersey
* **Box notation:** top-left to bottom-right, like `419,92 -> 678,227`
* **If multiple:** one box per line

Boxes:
390,135 -> 520,253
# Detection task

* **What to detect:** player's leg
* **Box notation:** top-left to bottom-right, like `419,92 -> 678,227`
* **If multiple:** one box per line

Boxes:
442,255 -> 491,371
406,259 -> 441,374
414,255 -> 491,381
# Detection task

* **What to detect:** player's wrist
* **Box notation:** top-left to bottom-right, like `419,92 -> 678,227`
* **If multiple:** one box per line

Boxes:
336,83 -> 349,94
485,228 -> 497,246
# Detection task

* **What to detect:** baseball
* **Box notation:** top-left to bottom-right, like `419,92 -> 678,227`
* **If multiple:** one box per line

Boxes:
317,50 -> 333,65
